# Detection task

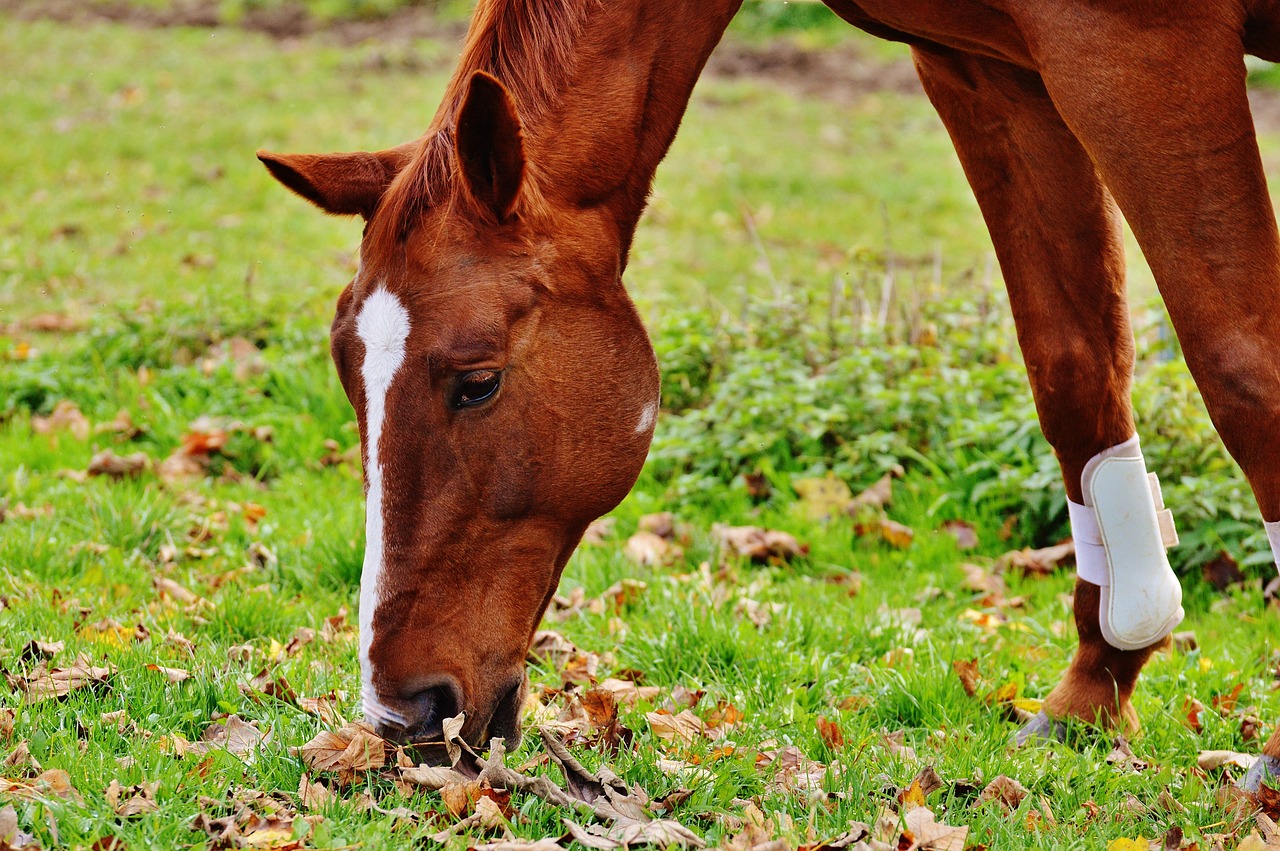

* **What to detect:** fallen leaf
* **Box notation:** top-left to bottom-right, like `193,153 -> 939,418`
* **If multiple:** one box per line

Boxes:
793,474 -> 853,520
979,775 -> 1028,812
624,531 -> 683,567
86,450 -> 148,479
646,711 -> 705,746
998,541 -> 1075,576
941,520 -> 979,550
145,664 -> 190,683
1198,750 -> 1260,771
849,469 -> 900,512
32,400 -> 90,440
189,715 -> 268,762
903,806 -> 968,850
1183,697 -> 1206,734
106,779 -> 158,817
952,659 -> 981,698
713,524 -> 805,563
638,512 -> 677,540
297,721 -> 386,781
1203,552 -> 1245,590
816,716 -> 844,749
12,654 -> 113,702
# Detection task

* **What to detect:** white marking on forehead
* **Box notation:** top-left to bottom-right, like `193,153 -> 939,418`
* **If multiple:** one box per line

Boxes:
635,400 -> 658,435
356,286 -> 411,727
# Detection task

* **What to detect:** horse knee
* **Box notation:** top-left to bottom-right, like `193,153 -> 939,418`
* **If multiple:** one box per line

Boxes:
1026,337 -> 1134,466
1191,331 -> 1280,464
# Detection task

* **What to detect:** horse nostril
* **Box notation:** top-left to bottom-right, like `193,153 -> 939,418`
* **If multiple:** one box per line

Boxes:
406,683 -> 461,743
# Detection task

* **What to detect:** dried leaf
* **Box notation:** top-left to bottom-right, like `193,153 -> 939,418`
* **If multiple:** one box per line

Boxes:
32,401 -> 90,440
1198,750 -> 1259,771
792,474 -> 853,520
624,531 -> 683,567
646,711 -> 705,746
941,520 -> 979,550
816,716 -> 844,749
298,721 -> 385,778
145,664 -> 190,683
713,524 -> 805,563
979,775 -> 1029,812
106,779 -> 158,817
86,450 -> 149,479
998,540 -> 1075,577
903,806 -> 968,850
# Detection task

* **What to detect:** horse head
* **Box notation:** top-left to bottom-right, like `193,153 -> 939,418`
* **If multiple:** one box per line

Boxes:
259,71 -> 659,751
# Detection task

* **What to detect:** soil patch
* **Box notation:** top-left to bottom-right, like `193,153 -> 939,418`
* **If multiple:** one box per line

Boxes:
1,0 -> 922,102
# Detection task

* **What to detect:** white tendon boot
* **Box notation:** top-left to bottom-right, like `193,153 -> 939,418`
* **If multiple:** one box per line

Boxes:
1066,435 -> 1184,651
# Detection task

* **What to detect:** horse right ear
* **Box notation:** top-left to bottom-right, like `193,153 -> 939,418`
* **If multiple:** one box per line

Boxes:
257,144 -> 416,219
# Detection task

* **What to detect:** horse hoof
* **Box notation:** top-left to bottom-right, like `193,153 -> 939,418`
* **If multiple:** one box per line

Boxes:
1014,711 -> 1067,747
1241,755 -> 1280,792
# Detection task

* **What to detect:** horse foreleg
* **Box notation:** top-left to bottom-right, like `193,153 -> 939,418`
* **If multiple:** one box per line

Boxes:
914,47 -> 1165,737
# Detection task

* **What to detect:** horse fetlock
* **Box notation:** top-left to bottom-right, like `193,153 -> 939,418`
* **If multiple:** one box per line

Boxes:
1042,670 -> 1141,733
1068,434 -> 1184,650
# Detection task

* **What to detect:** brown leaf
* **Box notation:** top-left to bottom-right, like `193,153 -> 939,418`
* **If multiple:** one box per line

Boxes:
15,654 -> 113,702
848,469 -> 899,513
1203,552 -> 1246,590
86,450 -> 149,479
646,710 -> 705,746
1183,697 -> 1206,734
638,512 -> 677,540
903,806 -> 968,851
713,524 -> 806,563
941,520 -> 979,550
1213,683 -> 1245,716
297,721 -> 386,779
876,518 -> 915,549
979,775 -> 1029,812
1106,736 -> 1148,772
952,658 -> 981,698
32,400 -> 90,440
1197,750 -> 1259,771
145,664 -> 190,683
597,678 -> 661,706
106,779 -> 158,817
998,541 -> 1075,576
624,531 -> 683,567
20,640 -> 63,662
189,715 -> 267,762
816,716 -> 844,749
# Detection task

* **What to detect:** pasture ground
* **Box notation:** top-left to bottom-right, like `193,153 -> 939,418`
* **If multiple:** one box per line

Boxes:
4,7 -> 1280,850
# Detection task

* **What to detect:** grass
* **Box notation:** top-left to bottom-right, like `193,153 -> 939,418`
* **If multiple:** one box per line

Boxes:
2,10 -> 1280,851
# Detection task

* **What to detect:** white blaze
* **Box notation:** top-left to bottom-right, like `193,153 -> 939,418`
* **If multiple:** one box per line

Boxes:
355,287 -> 411,726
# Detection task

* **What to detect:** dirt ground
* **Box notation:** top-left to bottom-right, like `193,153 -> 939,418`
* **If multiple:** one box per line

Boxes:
1,0 -> 924,102
13,0 -> 1280,128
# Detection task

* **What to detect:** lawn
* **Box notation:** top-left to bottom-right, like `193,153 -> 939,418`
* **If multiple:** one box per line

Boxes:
2,7 -> 1280,851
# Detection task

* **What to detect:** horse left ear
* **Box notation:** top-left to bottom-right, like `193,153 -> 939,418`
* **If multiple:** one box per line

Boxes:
257,144 -> 415,219
455,71 -> 526,222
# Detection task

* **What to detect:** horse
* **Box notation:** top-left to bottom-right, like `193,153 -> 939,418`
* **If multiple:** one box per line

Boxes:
258,0 -> 1280,782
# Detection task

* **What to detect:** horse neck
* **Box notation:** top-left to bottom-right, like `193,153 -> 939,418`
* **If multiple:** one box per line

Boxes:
440,0 -> 745,261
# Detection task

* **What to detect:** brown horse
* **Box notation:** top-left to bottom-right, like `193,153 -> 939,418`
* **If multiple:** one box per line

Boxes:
259,0 -> 1280,780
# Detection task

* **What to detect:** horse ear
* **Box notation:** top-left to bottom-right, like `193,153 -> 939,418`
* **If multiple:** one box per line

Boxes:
256,144 -> 416,219
455,71 -> 526,222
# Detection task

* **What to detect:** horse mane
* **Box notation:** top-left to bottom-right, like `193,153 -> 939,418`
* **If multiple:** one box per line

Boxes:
367,0 -> 595,256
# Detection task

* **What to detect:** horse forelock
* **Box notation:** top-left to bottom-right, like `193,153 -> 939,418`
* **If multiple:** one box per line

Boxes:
364,0 -> 596,260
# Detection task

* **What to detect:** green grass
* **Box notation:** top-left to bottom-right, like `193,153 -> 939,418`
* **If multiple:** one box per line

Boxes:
2,12 -> 1280,851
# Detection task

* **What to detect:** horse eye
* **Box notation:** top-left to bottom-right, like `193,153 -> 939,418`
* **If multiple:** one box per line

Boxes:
451,370 -> 502,409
